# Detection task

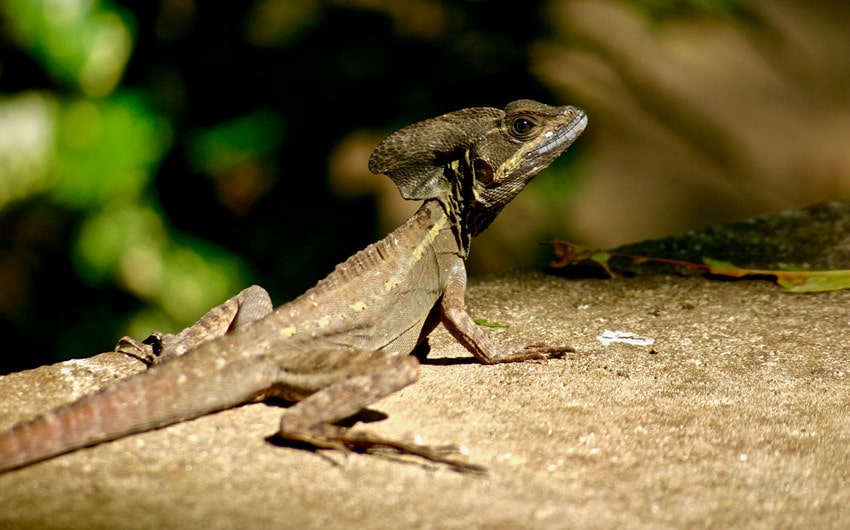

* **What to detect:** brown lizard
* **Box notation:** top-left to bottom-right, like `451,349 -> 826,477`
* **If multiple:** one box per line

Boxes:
0,99 -> 587,473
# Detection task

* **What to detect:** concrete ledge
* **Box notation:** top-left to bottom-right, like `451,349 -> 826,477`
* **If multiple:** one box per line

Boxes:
1,205 -> 848,529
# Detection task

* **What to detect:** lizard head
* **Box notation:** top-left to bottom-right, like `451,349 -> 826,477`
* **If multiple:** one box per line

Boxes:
462,100 -> 587,235
368,100 -> 587,236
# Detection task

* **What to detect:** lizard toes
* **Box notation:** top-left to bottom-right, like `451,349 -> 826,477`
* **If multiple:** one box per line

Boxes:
276,426 -> 352,454
519,342 -> 574,359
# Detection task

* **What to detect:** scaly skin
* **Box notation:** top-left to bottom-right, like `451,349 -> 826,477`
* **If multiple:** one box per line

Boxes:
0,100 -> 587,473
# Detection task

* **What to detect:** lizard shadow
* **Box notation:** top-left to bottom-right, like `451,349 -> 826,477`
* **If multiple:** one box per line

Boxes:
419,356 -> 478,366
262,397 -> 389,427
412,339 -> 478,366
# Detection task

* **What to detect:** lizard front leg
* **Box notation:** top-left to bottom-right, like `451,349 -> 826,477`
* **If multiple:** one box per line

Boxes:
440,263 -> 573,364
116,285 -> 273,365
273,352 -> 482,472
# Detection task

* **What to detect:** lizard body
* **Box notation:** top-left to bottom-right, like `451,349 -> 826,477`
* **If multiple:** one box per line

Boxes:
0,100 -> 586,473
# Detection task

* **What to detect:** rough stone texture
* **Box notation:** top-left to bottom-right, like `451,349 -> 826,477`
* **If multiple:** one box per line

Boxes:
1,204 -> 849,529
613,201 -> 850,270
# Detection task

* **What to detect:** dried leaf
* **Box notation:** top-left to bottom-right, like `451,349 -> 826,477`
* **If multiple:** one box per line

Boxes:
547,241 -> 850,293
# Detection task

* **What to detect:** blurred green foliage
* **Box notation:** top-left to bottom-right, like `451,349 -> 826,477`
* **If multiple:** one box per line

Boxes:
2,0 -> 134,96
0,1 -> 263,371
0,0 -> 747,372
187,111 -> 284,176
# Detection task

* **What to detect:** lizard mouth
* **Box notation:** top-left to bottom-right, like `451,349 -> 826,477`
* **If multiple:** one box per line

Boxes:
533,110 -> 587,156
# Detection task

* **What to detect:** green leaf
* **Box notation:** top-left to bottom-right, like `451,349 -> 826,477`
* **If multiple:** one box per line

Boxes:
474,318 -> 510,328
773,270 -> 850,293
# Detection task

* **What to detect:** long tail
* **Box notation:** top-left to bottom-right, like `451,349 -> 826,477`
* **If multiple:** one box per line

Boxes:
0,349 -> 272,473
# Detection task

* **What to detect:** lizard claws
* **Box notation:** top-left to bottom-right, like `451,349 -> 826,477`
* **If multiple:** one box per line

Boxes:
516,342 -> 574,360
276,424 -> 485,473
115,332 -> 165,366
338,431 -> 487,473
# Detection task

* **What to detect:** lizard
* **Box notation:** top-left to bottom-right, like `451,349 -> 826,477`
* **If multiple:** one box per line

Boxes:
0,99 -> 587,473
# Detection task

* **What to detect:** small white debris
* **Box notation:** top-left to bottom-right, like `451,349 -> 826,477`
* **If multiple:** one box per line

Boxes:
597,329 -> 655,347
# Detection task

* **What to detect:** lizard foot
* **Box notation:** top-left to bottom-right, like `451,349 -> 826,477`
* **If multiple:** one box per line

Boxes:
115,332 -> 165,366
479,342 -> 574,364
276,423 -> 485,473
337,430 -> 486,473
515,342 -> 574,361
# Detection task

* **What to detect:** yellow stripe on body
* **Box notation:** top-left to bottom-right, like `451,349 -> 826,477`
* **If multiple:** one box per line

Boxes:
384,216 -> 447,293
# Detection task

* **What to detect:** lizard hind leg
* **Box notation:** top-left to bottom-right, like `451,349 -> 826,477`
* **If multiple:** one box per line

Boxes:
274,354 -> 483,472
115,285 -> 274,366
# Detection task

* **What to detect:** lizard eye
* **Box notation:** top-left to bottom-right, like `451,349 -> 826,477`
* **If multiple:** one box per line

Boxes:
507,116 -> 538,139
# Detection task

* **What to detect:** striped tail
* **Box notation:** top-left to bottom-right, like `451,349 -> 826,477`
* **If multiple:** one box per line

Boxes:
0,351 -> 274,473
